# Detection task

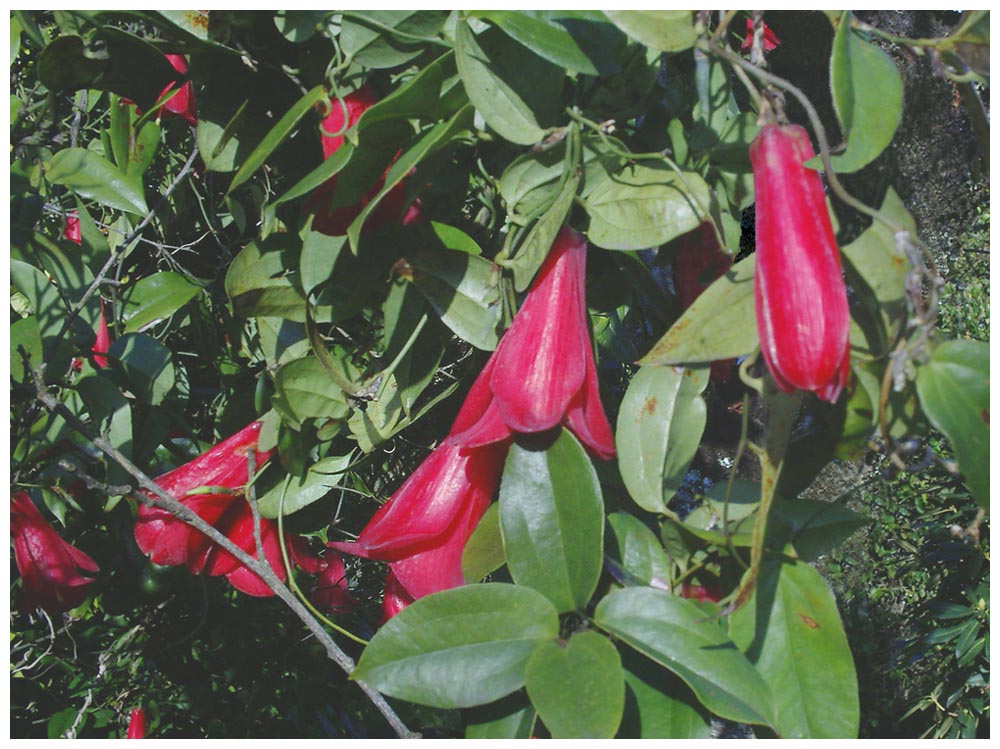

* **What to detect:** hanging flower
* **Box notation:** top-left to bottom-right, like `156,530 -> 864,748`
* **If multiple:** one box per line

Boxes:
11,491 -> 99,614
674,223 -> 734,382
92,299 -> 110,369
447,226 -> 615,460
122,53 -> 197,126
306,84 -> 421,237
330,441 -> 507,600
126,708 -> 146,739
134,422 -> 321,596
741,18 -> 780,53
311,547 -> 358,615
750,123 -> 851,403
63,213 -> 81,244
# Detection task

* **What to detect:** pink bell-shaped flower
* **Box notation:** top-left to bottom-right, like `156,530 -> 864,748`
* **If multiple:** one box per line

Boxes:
750,123 -> 850,403
447,226 -> 615,460
11,491 -> 99,614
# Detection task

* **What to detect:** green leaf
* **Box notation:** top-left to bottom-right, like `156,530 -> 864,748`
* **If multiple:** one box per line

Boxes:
352,583 -> 559,708
619,648 -> 713,738
462,502 -> 505,583
155,10 -> 210,40
827,12 -> 904,173
225,235 -> 308,321
10,14 -> 22,64
594,587 -> 775,726
729,558 -> 859,738
769,498 -> 867,562
272,141 -> 354,210
607,513 -> 674,588
524,631 -> 625,738
404,249 -> 502,351
585,163 -> 709,251
256,454 -> 353,518
638,255 -> 756,366
10,316 -> 43,384
915,339 -> 989,508
602,10 -> 697,53
465,693 -> 536,739
455,21 -> 564,146
274,10 -> 328,43
227,84 -> 327,196
107,333 -> 176,406
121,272 -> 200,333
271,356 -> 352,429
45,148 -> 148,216
499,429 -> 604,613
355,51 -> 462,131
616,365 -> 708,514
339,10 -> 448,69
471,11 -> 606,76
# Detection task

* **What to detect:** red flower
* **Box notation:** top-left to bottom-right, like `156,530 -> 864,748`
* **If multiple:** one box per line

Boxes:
380,569 -> 414,621
680,582 -> 724,603
134,422 -> 320,596
126,708 -> 146,739
92,299 -> 110,369
741,18 -> 780,52
311,547 -> 358,615
750,123 -> 850,403
63,213 -> 81,245
330,441 -> 507,600
674,223 -> 734,382
122,53 -> 197,126
306,84 -> 421,236
11,491 -> 99,614
447,226 -> 615,460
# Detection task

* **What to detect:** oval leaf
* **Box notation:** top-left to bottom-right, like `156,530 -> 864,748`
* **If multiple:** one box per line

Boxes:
729,558 -> 860,738
45,148 -> 148,215
915,339 -> 989,508
107,333 -> 176,406
594,586 -> 775,727
524,630 -> 625,738
499,429 -> 605,613
585,164 -> 709,251
603,10 -> 696,53
352,583 -> 559,709
121,271 -> 200,333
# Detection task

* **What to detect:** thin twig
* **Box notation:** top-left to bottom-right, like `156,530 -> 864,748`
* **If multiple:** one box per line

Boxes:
28,363 -> 419,739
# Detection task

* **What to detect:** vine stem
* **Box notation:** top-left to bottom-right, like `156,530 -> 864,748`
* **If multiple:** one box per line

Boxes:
27,362 -> 419,740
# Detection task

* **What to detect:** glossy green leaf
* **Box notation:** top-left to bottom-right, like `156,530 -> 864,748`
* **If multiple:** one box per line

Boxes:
405,249 -> 502,351
256,318 -> 310,367
603,10 -> 696,53
619,648 -> 713,738
352,583 -> 559,708
729,558 -> 859,738
356,51 -> 461,131
827,12 -> 904,173
76,373 -> 132,484
45,148 -> 147,216
107,333 -> 176,406
499,429 -> 604,613
462,502 -> 505,584
271,356 -> 352,429
594,587 -> 775,726
10,14 -> 22,64
616,365 -> 708,514
585,163 -> 709,251
227,85 -> 327,196
525,631 -> 625,738
121,272 -> 200,333
915,339 -> 989,508
465,693 -> 536,739
607,513 -> 674,588
274,10 -> 328,42
155,10 -> 210,41
502,169 -> 580,292
272,142 -> 354,210
9,261 -> 77,373
10,317 -> 43,383
339,10 -> 448,69
769,498 -> 867,562
455,21 -> 563,146
256,454 -> 352,518
472,10 -> 605,75
225,235 -> 307,321
638,256 -> 756,366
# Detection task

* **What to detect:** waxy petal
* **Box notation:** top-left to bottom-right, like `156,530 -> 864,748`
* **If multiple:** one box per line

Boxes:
564,348 -> 616,460
446,356 -> 512,447
92,299 -> 110,369
126,708 -> 146,739
63,213 -> 81,245
312,547 -> 358,614
751,124 -> 850,403
381,569 -> 414,621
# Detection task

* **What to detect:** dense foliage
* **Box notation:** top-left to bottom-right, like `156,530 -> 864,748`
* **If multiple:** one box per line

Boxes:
10,10 -> 989,739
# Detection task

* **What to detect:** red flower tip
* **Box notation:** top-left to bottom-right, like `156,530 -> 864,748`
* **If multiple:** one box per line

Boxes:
448,226 -> 615,460
92,299 -> 110,369
11,491 -> 99,614
311,547 -> 358,615
63,213 -> 81,245
750,124 -> 850,403
381,569 -> 414,622
123,53 -> 197,126
680,582 -> 724,603
133,422 -> 316,596
741,18 -> 780,52
126,707 -> 146,739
